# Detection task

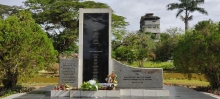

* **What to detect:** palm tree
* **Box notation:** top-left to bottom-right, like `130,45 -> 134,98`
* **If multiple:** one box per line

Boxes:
167,0 -> 208,31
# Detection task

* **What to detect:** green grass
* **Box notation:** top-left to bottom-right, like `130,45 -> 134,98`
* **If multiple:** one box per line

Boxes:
126,61 -> 174,69
27,76 -> 58,83
164,73 -> 206,81
164,79 -> 209,86
21,83 -> 57,86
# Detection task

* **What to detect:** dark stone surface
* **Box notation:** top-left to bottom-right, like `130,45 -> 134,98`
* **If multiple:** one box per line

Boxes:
83,13 -> 109,83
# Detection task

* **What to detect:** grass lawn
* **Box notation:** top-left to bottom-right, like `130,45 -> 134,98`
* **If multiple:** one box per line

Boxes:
164,79 -> 209,87
125,61 -> 174,69
164,73 -> 206,81
21,83 -> 57,87
27,77 -> 58,83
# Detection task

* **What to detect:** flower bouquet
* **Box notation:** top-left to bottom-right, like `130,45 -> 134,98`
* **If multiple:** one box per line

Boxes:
105,71 -> 118,90
80,80 -> 101,91
105,71 -> 118,84
53,83 -> 77,90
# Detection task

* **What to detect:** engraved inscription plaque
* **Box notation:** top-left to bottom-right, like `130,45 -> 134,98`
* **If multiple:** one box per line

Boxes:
113,60 -> 163,89
59,59 -> 78,87
83,13 -> 109,82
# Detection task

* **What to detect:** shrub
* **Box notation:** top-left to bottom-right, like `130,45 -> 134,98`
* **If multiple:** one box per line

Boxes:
174,20 -> 220,89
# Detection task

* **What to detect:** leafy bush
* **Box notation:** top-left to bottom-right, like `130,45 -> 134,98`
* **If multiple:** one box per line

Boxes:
115,46 -> 134,64
0,10 -> 57,88
174,20 -> 220,89
154,33 -> 180,62
46,63 -> 59,74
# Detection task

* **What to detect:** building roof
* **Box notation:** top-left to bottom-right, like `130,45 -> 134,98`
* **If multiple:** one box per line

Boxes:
140,13 -> 160,22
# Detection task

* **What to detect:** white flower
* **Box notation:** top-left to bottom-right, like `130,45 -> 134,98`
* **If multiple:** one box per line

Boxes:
88,80 -> 96,85
95,85 -> 98,90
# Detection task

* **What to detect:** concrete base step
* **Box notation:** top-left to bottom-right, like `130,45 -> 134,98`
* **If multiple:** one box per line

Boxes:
51,89 -> 169,97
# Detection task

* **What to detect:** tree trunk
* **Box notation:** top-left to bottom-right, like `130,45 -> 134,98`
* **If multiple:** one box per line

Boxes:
138,59 -> 144,67
138,60 -> 142,67
185,19 -> 188,31
205,68 -> 220,89
141,60 -> 143,67
185,10 -> 188,31
2,69 -> 18,89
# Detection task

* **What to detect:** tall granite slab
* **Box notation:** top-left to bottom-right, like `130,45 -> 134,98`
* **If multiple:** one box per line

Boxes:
113,60 -> 163,89
83,13 -> 109,82
59,58 -> 78,87
78,8 -> 112,85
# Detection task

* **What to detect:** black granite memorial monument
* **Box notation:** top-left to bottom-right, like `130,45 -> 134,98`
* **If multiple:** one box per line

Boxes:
83,13 -> 109,82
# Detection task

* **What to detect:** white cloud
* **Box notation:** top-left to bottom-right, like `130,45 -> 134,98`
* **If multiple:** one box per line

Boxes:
1,0 -> 219,32
96,0 -> 220,32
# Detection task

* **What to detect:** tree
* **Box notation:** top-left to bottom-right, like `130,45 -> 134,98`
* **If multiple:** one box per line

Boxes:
114,46 -> 134,64
154,34 -> 172,62
173,20 -> 220,89
134,32 -> 155,67
0,4 -> 23,19
0,10 -> 57,88
163,27 -> 184,37
24,0 -> 80,53
113,31 -> 155,67
24,0 -> 129,53
154,33 -> 180,62
167,0 -> 208,30
154,27 -> 182,62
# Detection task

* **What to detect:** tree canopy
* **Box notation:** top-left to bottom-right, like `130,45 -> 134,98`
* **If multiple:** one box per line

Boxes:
24,0 -> 129,53
0,10 -> 57,88
167,0 -> 208,30
113,31 -> 155,67
154,27 -> 183,62
173,20 -> 220,89
0,4 -> 23,19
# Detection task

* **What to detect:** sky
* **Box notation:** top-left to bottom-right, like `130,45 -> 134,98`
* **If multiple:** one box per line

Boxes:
1,0 -> 220,32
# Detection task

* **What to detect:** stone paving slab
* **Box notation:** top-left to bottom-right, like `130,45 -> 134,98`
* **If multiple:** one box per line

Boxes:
163,86 -> 219,99
3,86 -> 220,99
2,93 -> 26,99
54,89 -> 168,97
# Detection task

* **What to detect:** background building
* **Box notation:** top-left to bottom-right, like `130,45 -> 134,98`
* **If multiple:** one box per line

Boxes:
140,13 -> 160,40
